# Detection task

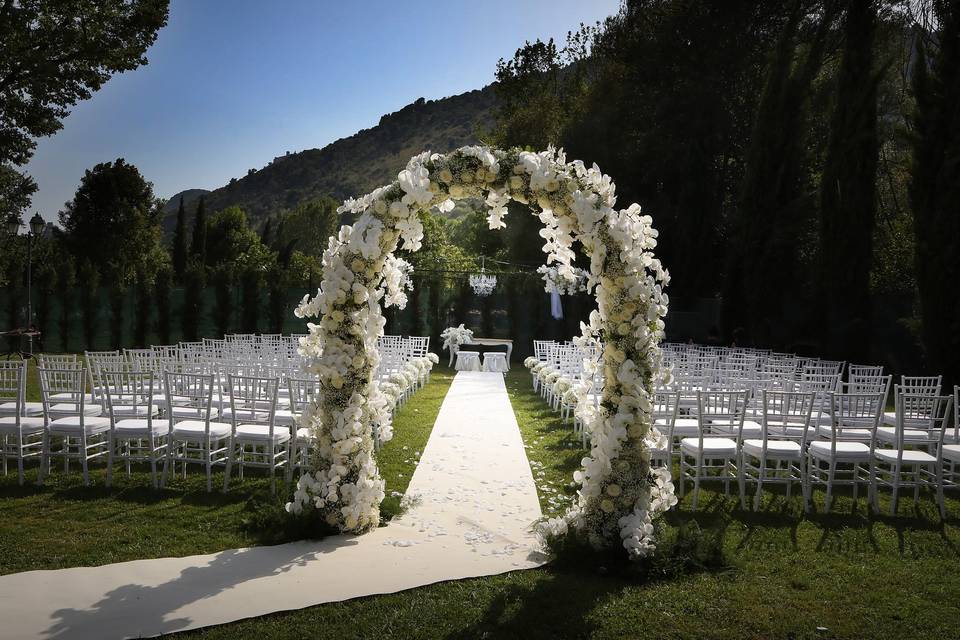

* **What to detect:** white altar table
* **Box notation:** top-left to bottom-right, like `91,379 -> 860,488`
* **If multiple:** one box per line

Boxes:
448,338 -> 513,369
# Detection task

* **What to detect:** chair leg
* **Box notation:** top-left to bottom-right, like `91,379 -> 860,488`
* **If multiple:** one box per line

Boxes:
37,432 -> 50,486
106,434 -> 115,487
936,462 -> 946,520
913,465 -> 921,505
205,440 -> 213,493
692,457 -> 702,511
737,455 -> 746,510
81,432 -> 89,486
16,434 -> 25,486
222,438 -> 233,493
753,459 -> 763,512
890,463 -> 900,516
825,459 -> 836,512
150,436 -> 159,489
160,437 -> 174,488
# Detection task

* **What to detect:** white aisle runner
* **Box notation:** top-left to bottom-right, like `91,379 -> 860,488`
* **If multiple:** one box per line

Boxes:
0,372 -> 546,640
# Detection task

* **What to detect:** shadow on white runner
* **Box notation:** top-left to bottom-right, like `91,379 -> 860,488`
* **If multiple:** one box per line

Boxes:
0,371 -> 546,640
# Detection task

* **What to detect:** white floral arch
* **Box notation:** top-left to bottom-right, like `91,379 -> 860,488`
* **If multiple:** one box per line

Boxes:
286,145 -> 676,558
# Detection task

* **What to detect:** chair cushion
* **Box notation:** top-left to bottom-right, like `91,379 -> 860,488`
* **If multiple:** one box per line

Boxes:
660,417 -> 699,436
808,440 -> 872,461
50,392 -> 96,403
768,423 -> 818,439
234,424 -> 290,443
742,439 -> 802,459
48,416 -> 111,435
942,444 -> 960,463
711,420 -> 762,438
169,406 -> 219,419
0,416 -> 46,434
274,409 -> 295,427
875,426 -> 938,445
171,420 -> 230,439
110,404 -> 161,418
0,401 -> 44,416
817,425 -> 873,441
680,437 -> 738,457
113,418 -> 170,436
874,448 -> 937,464
48,403 -> 102,416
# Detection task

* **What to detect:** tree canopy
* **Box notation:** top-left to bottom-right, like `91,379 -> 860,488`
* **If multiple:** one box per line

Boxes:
58,158 -> 166,286
0,0 -> 168,216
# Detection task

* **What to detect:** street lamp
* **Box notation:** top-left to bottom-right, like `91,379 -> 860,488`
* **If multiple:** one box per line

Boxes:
5,212 -> 44,357
4,213 -> 19,235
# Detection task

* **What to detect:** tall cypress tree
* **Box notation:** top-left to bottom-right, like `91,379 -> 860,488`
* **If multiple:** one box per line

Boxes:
190,196 -> 207,263
261,216 -> 273,248
910,0 -> 960,386
723,1 -> 838,346
172,196 -> 188,282
818,0 -> 880,362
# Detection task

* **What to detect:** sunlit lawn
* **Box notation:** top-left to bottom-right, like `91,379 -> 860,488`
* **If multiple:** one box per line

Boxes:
3,361 -> 958,638
0,361 -> 454,575
174,368 -> 960,640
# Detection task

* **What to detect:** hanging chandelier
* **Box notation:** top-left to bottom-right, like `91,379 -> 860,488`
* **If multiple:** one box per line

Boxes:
469,256 -> 497,297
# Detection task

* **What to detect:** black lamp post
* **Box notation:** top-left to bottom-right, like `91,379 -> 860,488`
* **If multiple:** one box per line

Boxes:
5,213 -> 45,356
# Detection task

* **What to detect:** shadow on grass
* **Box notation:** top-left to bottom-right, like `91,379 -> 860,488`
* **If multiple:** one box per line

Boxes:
446,567 -> 623,640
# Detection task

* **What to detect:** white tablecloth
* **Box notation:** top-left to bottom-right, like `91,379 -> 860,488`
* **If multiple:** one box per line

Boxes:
482,352 -> 509,373
455,351 -> 481,371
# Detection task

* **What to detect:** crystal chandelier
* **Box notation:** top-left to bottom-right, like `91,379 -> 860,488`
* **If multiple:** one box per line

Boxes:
469,256 -> 497,297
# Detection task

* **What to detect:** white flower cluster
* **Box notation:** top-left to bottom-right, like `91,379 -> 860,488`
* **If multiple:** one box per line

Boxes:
288,145 -> 671,558
380,256 -> 415,309
378,354 -> 436,412
537,264 -> 589,296
440,324 -> 474,352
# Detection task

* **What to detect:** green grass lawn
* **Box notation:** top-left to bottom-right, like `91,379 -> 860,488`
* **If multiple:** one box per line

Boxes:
171,368 -> 960,640
0,362 -> 454,575
4,363 -> 959,638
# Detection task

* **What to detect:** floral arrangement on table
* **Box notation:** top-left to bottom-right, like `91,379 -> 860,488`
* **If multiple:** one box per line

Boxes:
440,324 -> 474,352
286,144 -> 673,560
538,264 -> 589,296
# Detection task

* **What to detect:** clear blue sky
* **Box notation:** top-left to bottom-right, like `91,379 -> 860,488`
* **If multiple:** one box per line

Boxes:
25,0 -> 620,223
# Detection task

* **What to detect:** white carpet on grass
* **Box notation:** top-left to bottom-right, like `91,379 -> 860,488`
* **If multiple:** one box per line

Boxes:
0,371 -> 547,639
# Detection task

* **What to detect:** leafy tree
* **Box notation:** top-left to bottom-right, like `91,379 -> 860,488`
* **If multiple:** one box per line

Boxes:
261,216 -> 273,248
59,158 -> 166,286
57,253 -> 76,352
190,196 -> 207,263
492,32 -> 592,149
172,195 -> 188,281
0,0 -> 168,212
0,165 -> 37,222
181,260 -> 205,342
910,0 -> 960,385
154,265 -> 172,344
818,0 -> 882,361
273,196 -> 339,257
723,1 -> 839,346
204,206 -> 275,335
77,259 -> 100,349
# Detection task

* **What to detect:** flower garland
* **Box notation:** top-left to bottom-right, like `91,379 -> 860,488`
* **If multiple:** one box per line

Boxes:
287,145 -> 673,559
538,264 -> 589,296
440,324 -> 474,352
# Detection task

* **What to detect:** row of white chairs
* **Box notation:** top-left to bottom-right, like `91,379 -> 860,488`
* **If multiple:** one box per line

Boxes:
654,386 -> 960,516
527,340 -> 960,515
0,361 -> 320,492
0,335 -> 436,491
